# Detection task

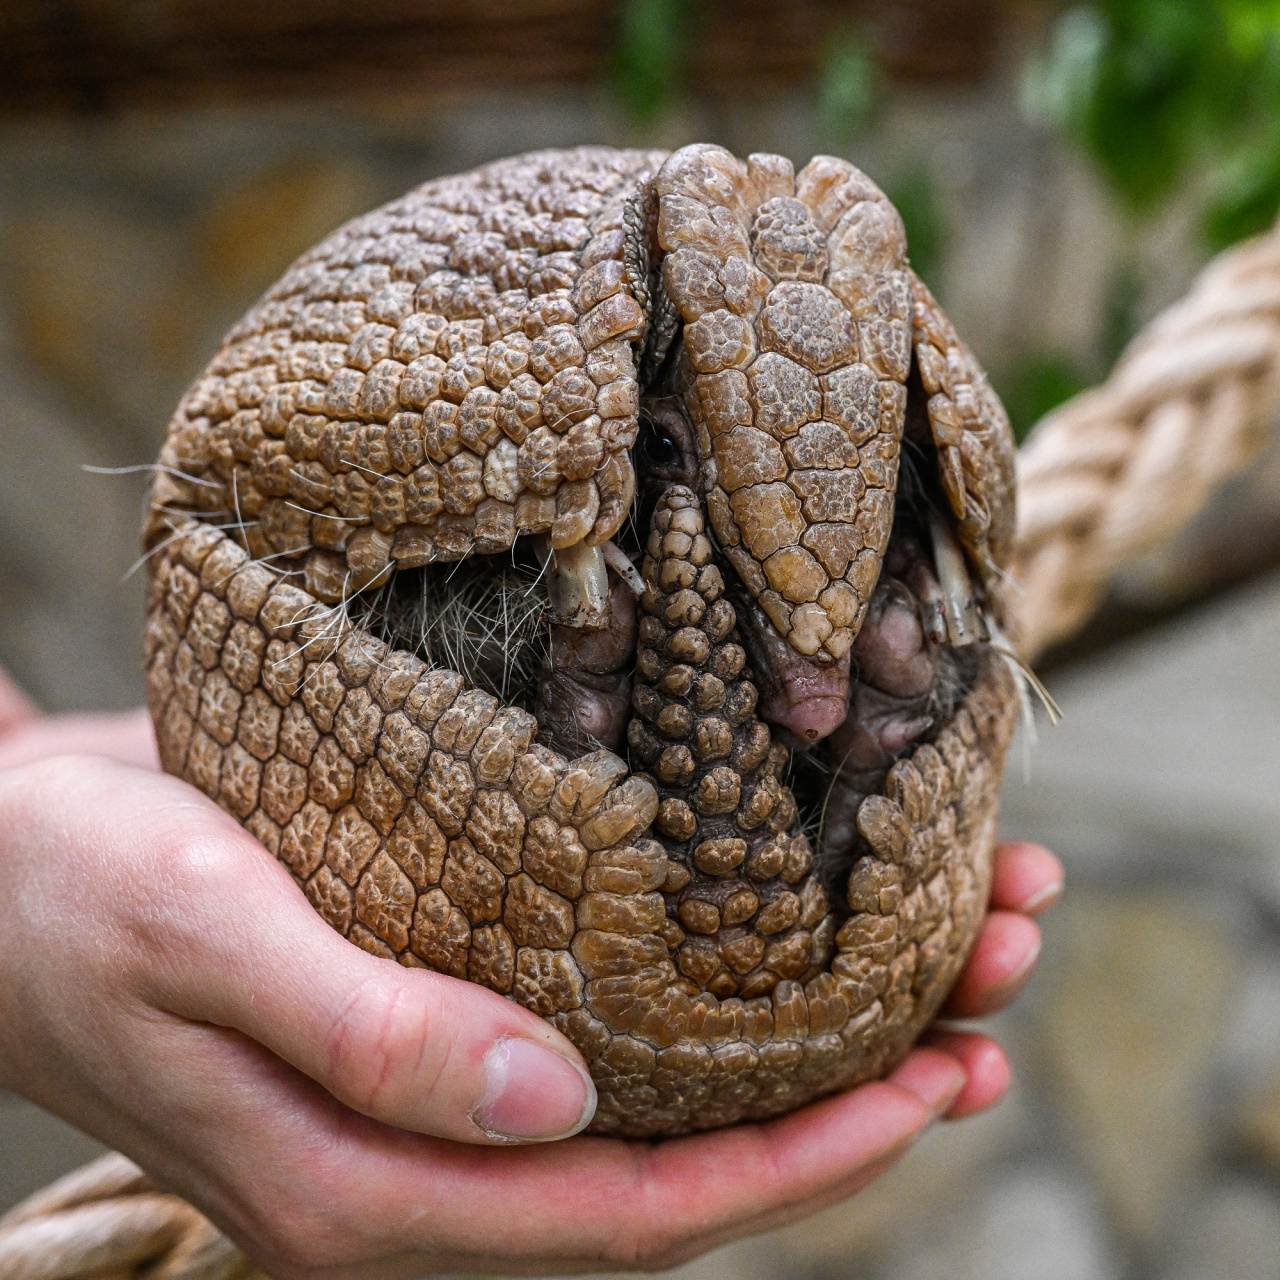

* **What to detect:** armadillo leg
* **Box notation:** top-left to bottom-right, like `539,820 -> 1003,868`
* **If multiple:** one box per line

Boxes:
534,578 -> 636,758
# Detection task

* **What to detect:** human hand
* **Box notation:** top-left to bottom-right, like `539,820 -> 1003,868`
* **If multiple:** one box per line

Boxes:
0,672 -> 1060,1279
0,667 -> 157,773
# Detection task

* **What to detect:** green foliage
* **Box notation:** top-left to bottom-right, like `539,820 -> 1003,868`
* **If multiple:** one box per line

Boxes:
1203,133 -> 1280,246
996,261 -> 1145,440
885,166 -> 948,289
995,354 -> 1093,441
1099,260 -> 1143,364
816,30 -> 879,143
1024,1 -> 1280,245
611,0 -> 701,122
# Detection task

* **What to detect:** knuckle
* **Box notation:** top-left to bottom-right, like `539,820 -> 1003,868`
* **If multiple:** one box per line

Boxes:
110,806 -> 276,998
324,974 -> 437,1117
124,831 -> 236,944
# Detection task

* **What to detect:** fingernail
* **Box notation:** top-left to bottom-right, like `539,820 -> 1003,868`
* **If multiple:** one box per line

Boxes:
890,1049 -> 968,1117
1002,932 -> 1042,989
1020,881 -> 1063,915
471,1037 -> 597,1143
932,1067 -> 968,1118
974,933 -> 1043,1015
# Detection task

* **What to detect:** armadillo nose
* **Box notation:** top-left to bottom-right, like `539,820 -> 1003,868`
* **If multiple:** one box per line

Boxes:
739,592 -> 853,743
757,660 -> 852,744
763,693 -> 851,743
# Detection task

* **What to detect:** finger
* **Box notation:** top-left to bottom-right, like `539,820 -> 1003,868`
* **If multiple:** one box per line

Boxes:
990,840 -> 1064,914
629,1085 -> 930,1269
0,665 -> 38,736
922,1030 -> 1010,1119
8,757 -> 594,1147
943,910 -> 1041,1018
883,1044 -> 967,1116
67,1003 -> 940,1280
155,821 -> 596,1146
0,709 -> 158,772
165,1050 -> 940,1279
660,1049 -> 964,1260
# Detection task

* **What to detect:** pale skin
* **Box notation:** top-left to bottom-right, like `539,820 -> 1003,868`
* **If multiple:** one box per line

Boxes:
0,666 -> 1062,1279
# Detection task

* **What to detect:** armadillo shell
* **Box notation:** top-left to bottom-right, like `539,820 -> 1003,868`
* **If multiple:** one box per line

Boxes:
145,145 -> 1015,657
143,146 -> 1019,1138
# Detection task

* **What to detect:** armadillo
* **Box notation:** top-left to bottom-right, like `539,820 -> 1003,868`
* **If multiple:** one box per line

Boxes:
142,144 -> 1018,1138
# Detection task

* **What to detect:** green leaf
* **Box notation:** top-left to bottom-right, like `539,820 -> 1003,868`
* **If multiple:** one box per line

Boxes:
1205,141 -> 1280,247
885,167 -> 948,289
1021,6 -> 1108,130
611,0 -> 699,123
995,355 -> 1093,442
1025,0 -> 1280,237
816,30 -> 878,143
1103,261 -> 1144,365
1221,0 -> 1280,55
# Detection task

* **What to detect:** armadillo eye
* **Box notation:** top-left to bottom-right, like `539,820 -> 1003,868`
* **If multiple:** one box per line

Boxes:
637,407 -> 687,474
639,400 -> 699,479
641,424 -> 681,469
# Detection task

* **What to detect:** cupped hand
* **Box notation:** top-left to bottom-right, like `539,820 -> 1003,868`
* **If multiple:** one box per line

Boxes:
0,670 -> 1061,1279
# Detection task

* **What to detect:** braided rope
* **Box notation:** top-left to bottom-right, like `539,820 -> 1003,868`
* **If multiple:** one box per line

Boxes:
0,1156 -> 261,1280
1010,221 -> 1280,661
7,221 -> 1280,1280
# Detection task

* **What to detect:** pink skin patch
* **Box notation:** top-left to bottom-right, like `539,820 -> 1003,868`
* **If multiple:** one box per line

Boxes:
851,588 -> 935,699
737,592 -> 854,744
826,580 -> 943,772
535,577 -> 637,756
757,649 -> 853,743
751,578 -> 939,748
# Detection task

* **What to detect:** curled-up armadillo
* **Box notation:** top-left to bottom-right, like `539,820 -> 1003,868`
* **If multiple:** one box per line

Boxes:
142,144 -> 1019,1138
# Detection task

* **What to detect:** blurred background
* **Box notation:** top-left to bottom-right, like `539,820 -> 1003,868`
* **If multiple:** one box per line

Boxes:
2,2 -> 1280,1277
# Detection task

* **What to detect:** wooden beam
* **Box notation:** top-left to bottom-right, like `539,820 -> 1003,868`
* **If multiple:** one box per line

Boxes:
0,0 -> 1009,116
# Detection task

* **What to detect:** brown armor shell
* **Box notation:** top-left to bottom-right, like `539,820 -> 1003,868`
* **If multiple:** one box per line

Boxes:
144,146 -> 1020,1137
146,148 -> 666,601
657,146 -> 917,660
144,498 -> 1014,1137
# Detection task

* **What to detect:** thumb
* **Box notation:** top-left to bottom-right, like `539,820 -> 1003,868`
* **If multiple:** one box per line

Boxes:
95,765 -> 597,1146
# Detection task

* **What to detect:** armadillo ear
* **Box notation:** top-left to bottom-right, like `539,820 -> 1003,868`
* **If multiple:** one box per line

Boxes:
651,146 -> 913,663
908,268 -> 1017,600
